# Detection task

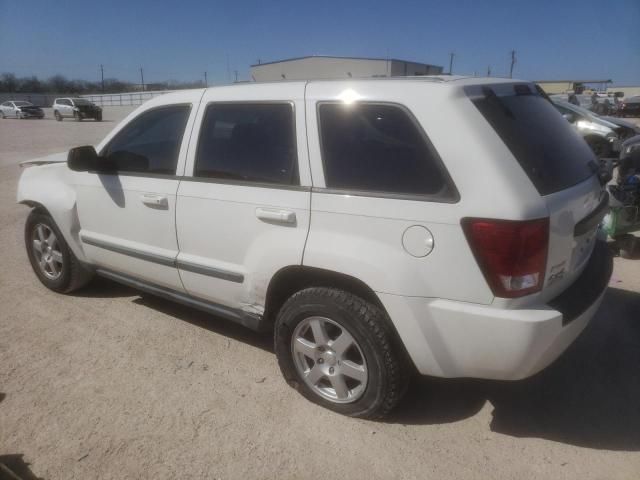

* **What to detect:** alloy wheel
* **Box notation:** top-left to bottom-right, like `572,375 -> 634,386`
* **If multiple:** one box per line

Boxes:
291,316 -> 368,403
32,224 -> 63,280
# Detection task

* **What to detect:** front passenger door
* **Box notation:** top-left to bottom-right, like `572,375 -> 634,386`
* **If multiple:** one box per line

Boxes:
75,97 -> 200,291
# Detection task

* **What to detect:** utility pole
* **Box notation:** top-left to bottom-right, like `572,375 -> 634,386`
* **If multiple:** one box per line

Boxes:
100,64 -> 104,93
204,71 -> 208,87
448,52 -> 455,75
487,65 -> 491,77
234,70 -> 238,83
140,67 -> 145,91
509,50 -> 516,78
226,54 -> 231,83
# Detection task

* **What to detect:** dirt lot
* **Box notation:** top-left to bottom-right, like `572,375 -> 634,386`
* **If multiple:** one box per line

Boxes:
1,109 -> 639,479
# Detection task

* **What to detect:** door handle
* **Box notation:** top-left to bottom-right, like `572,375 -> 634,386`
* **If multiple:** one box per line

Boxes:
140,193 -> 168,208
255,207 -> 296,224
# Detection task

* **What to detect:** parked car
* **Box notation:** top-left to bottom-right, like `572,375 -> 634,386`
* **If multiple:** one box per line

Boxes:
552,98 -> 621,157
52,97 -> 102,121
600,115 -> 640,142
0,100 -> 44,119
17,78 -> 612,418
617,96 -> 640,117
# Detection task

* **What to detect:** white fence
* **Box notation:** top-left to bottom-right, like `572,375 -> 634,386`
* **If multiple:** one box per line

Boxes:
81,90 -> 175,107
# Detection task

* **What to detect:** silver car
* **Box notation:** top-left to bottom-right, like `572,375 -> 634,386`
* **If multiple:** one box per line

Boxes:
0,100 -> 44,119
552,99 -> 620,157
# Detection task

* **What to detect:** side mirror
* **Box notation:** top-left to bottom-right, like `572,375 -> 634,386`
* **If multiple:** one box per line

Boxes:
67,146 -> 100,172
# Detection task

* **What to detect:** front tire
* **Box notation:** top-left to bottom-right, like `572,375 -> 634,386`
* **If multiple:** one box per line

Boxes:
275,287 -> 409,419
25,211 -> 93,293
54,110 -> 62,121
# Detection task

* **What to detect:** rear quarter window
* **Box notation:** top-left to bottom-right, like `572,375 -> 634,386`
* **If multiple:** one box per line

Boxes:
466,83 -> 596,195
317,102 -> 457,200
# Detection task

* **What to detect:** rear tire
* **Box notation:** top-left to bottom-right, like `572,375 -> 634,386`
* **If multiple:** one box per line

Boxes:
275,287 -> 409,419
25,211 -> 93,293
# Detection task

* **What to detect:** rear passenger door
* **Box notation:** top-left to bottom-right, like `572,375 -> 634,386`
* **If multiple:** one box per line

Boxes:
176,83 -> 311,314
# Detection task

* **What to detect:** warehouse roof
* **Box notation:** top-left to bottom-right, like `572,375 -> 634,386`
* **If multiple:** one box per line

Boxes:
251,55 -> 440,67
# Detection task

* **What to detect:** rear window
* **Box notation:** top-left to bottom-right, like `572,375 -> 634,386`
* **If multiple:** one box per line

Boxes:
466,83 -> 596,195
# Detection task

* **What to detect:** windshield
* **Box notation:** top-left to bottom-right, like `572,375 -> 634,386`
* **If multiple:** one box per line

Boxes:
14,101 -> 33,107
466,83 -> 596,196
72,99 -> 93,106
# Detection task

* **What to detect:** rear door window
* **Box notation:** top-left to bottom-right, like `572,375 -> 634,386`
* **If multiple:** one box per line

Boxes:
195,103 -> 298,186
466,83 -> 596,195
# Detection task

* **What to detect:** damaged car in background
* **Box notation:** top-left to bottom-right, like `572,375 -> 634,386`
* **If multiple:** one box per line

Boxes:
0,100 -> 44,119
53,97 -> 102,122
551,98 -> 639,158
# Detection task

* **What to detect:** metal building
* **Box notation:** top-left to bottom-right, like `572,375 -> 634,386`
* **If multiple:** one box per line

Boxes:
250,56 -> 443,82
536,79 -> 613,95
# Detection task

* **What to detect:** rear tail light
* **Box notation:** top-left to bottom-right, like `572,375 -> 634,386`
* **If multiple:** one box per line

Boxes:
462,218 -> 549,298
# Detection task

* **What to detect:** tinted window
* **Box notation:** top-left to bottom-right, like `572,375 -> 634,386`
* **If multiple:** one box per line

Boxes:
467,83 -> 596,195
318,103 -> 454,198
195,103 -> 298,185
103,105 -> 190,174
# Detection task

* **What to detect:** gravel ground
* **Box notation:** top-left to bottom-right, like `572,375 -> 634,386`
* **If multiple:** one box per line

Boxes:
1,109 -> 640,479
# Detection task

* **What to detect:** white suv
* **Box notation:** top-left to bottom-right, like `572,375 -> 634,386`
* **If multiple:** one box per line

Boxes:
17,78 -> 612,418
53,97 -> 102,121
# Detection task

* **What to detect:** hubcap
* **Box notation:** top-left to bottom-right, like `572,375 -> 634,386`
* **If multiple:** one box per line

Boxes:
32,224 -> 63,280
291,316 -> 368,404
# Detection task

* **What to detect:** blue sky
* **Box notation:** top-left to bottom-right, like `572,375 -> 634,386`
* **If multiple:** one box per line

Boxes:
1,0 -> 638,86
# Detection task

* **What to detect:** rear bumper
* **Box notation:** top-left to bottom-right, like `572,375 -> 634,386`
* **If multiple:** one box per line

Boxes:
380,241 -> 613,380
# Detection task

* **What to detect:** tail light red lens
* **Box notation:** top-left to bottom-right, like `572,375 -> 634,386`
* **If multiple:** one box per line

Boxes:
462,218 -> 549,298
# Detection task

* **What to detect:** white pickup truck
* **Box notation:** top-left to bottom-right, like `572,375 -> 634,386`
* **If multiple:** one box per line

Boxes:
18,77 -> 612,418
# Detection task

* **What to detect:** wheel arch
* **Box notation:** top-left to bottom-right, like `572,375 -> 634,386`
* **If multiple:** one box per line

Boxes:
264,265 -> 384,323
17,165 -> 87,263
263,265 -> 416,371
